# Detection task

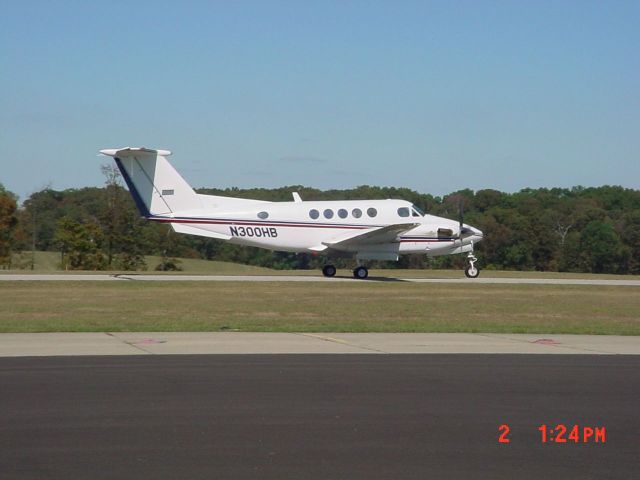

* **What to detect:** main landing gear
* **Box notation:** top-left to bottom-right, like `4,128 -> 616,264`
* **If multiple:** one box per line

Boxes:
322,264 -> 337,277
353,266 -> 369,280
465,252 -> 480,278
321,264 -> 369,279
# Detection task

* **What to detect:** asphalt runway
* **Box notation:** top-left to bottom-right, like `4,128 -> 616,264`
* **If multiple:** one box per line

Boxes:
1,273 -> 640,286
1,355 -> 637,479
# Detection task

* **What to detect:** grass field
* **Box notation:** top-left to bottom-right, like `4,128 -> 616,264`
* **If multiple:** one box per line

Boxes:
1,281 -> 638,335
5,251 -> 640,280
6,251 -> 275,274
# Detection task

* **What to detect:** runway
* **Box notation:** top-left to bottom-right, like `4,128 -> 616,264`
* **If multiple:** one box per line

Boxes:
1,273 -> 640,286
1,355 -> 637,479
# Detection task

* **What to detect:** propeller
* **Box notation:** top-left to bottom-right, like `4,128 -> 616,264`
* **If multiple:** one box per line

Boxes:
458,199 -> 474,239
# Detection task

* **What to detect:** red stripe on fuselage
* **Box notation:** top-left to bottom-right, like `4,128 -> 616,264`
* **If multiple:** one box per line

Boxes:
149,217 -> 372,230
399,239 -> 454,243
148,216 -> 455,242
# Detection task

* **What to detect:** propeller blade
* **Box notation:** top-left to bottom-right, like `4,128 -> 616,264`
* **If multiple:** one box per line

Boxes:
458,200 -> 464,238
457,198 -> 474,238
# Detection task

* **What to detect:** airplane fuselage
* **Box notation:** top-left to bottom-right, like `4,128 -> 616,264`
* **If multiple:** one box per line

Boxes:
149,197 -> 482,261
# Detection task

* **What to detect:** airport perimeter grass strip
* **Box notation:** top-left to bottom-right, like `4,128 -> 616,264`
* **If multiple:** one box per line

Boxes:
0,281 -> 638,335
5,251 -> 640,279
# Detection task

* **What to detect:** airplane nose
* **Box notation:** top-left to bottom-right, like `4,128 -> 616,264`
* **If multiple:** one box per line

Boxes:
471,226 -> 484,241
461,224 -> 483,238
461,224 -> 483,242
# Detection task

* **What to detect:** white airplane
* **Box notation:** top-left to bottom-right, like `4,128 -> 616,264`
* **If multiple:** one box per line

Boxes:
99,147 -> 484,279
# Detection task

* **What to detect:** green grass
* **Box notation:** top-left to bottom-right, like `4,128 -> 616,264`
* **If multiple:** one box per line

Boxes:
5,251 -> 640,280
9,251 -> 62,271
5,251 -> 274,274
0,281 -> 638,335
143,256 -> 275,274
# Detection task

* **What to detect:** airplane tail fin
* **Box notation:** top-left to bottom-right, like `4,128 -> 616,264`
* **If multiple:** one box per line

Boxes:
99,147 -> 200,216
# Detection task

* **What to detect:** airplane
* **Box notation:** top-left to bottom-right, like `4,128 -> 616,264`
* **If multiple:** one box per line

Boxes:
99,147 -> 484,279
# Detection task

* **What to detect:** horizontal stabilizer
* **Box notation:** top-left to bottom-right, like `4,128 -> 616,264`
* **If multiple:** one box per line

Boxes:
99,147 -> 172,157
171,223 -> 232,240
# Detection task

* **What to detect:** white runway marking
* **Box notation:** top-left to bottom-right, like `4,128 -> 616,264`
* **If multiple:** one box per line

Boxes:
0,273 -> 639,286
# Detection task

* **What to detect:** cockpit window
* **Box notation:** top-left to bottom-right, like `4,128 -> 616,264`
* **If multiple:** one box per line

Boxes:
397,207 -> 410,217
411,204 -> 425,217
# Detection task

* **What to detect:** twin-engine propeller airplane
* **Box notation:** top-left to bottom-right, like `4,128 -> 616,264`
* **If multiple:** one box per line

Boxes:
99,147 -> 484,279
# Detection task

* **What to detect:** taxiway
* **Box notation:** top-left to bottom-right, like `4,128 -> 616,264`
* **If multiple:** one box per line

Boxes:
0,332 -> 639,356
1,355 -> 637,479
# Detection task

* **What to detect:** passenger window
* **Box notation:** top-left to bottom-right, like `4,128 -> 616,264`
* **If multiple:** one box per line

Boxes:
352,208 -> 362,218
367,207 -> 377,218
309,209 -> 319,219
324,209 -> 334,219
397,207 -> 410,217
257,211 -> 269,219
338,208 -> 348,219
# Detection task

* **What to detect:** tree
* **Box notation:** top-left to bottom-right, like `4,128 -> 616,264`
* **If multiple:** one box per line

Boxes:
0,185 -> 18,268
620,211 -> 640,274
113,215 -> 147,271
54,217 -> 106,270
21,188 -> 63,251
579,221 -> 627,274
100,164 -> 124,267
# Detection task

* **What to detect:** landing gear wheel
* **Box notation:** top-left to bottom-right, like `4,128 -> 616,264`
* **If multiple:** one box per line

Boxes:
322,265 -> 337,277
464,264 -> 480,278
353,266 -> 369,279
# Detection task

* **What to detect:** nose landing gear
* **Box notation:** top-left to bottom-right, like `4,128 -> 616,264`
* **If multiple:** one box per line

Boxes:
464,252 -> 480,278
463,239 -> 480,278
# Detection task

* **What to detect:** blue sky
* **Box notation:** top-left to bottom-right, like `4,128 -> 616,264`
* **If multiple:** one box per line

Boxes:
1,0 -> 638,201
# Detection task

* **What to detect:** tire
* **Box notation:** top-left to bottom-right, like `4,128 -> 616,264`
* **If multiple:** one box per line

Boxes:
322,265 -> 337,277
464,264 -> 480,278
353,266 -> 369,279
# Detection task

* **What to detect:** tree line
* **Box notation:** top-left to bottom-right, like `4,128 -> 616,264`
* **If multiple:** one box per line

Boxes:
0,168 -> 638,273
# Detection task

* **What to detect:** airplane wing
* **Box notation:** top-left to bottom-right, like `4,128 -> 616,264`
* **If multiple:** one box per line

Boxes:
322,223 -> 420,250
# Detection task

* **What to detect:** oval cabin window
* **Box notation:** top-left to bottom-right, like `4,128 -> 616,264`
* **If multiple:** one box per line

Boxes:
367,207 -> 377,218
324,209 -> 334,219
338,209 -> 348,219
257,211 -> 269,219
352,208 -> 362,218
309,209 -> 319,219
